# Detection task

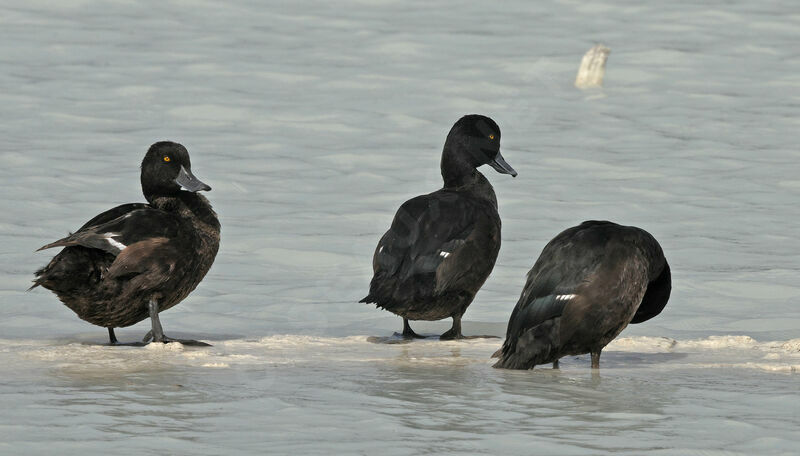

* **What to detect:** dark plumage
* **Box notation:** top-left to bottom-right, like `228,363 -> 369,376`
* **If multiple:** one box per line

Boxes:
493,221 -> 671,369
360,114 -> 517,339
32,142 -> 220,345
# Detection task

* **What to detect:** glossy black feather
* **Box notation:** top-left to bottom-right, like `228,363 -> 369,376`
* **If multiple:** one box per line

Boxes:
494,221 -> 670,369
78,203 -> 149,231
362,179 -> 501,320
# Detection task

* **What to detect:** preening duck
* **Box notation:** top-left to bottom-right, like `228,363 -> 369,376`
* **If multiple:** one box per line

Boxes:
361,114 -> 517,339
493,221 -> 671,369
32,141 -> 220,346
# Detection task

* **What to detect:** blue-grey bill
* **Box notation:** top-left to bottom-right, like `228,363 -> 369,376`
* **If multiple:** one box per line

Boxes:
175,165 -> 212,192
489,152 -> 517,177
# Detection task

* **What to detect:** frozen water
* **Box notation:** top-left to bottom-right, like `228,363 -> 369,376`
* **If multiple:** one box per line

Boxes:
1,0 -> 799,454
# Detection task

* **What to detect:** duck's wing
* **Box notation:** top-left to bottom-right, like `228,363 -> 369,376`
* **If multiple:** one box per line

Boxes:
77,203 -> 149,230
496,222 -> 617,362
504,232 -> 600,342
362,191 -> 496,303
37,206 -> 181,256
101,236 -> 177,288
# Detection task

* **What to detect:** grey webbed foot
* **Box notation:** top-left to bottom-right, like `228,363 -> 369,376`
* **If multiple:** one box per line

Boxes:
106,327 -> 147,346
439,328 -> 464,340
440,315 -> 464,340
392,331 -> 426,339
143,298 -> 211,347
398,318 -> 426,339
142,329 -> 210,346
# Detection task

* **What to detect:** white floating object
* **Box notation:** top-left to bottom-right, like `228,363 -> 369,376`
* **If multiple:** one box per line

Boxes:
575,44 -> 610,88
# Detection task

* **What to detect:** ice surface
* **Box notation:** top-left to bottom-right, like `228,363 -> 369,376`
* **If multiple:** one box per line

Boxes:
1,0 -> 799,454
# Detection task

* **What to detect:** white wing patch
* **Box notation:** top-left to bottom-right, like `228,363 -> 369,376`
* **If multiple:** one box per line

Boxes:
378,246 -> 383,253
439,251 -> 451,258
104,232 -> 127,251
555,294 -> 576,301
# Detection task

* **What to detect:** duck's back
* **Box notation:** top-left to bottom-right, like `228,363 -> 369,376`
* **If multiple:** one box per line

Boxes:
494,221 -> 670,369
33,194 -> 220,328
362,180 -> 501,320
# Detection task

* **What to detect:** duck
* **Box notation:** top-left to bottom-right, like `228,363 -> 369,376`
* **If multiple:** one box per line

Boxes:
492,220 -> 671,369
360,114 -> 517,340
31,141 -> 221,346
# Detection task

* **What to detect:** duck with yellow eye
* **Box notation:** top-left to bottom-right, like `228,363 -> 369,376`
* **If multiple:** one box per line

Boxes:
361,114 -> 516,340
32,141 -> 220,346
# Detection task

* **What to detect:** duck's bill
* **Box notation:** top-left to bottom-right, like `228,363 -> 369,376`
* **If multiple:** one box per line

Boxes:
489,152 -> 518,177
176,165 -> 212,192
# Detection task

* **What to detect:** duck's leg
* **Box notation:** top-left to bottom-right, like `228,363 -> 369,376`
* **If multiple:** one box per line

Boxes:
591,350 -> 601,369
108,327 -> 150,347
148,298 -> 166,342
108,328 -> 118,345
553,359 -> 560,369
143,298 -> 211,347
401,318 -> 425,339
440,315 -> 464,340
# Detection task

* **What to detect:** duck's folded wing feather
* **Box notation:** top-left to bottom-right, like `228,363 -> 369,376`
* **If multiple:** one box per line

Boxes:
373,194 -> 477,283
506,277 -> 580,340
503,227 -> 608,341
37,207 -> 182,256
103,237 -> 176,290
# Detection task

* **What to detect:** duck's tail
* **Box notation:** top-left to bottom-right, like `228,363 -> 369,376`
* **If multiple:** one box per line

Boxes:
492,318 -> 560,370
28,267 -> 48,291
30,259 -> 65,293
359,294 -> 399,314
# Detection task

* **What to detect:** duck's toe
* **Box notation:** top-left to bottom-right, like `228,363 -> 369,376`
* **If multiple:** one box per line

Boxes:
439,329 -> 464,340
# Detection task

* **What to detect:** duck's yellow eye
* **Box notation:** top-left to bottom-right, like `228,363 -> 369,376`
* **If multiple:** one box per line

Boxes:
489,134 -> 495,140
163,156 -> 171,162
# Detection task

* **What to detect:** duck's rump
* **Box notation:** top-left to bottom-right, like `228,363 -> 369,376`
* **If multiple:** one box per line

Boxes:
494,221 -> 659,369
34,245 -> 137,327
360,224 -> 499,321
364,274 -> 474,320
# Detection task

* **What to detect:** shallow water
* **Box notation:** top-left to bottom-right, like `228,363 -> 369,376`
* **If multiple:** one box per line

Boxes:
1,0 -> 799,454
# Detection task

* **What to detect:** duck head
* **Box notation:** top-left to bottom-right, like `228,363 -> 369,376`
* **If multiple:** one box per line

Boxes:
141,141 -> 211,203
441,114 -> 517,187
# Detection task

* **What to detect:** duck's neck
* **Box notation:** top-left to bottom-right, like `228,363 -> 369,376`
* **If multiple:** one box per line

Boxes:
440,165 -> 498,209
149,192 -> 221,234
440,146 -> 476,188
